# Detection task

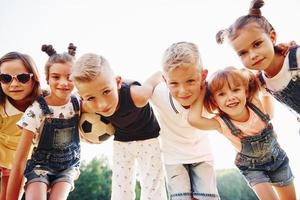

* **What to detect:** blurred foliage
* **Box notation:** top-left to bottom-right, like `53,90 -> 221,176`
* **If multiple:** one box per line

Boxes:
216,168 -> 258,200
67,157 -> 259,200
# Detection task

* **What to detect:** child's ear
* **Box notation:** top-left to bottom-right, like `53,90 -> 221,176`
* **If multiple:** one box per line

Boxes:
116,76 -> 122,89
269,30 -> 277,45
201,69 -> 208,83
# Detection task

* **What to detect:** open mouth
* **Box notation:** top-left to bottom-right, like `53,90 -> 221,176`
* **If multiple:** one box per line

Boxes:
226,102 -> 239,108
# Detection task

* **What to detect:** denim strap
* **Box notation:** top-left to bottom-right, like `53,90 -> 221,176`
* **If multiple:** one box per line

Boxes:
70,95 -> 80,113
220,114 -> 241,136
37,96 -> 52,115
288,46 -> 299,71
257,72 -> 266,86
246,102 -> 270,122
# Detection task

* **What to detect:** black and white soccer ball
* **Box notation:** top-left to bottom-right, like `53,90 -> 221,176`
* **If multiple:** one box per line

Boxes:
79,113 -> 115,144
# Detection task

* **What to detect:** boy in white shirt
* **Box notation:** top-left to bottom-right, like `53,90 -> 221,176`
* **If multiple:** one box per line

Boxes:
151,42 -> 219,200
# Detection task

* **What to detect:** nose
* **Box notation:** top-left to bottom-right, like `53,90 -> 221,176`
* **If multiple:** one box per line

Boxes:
226,91 -> 236,101
59,78 -> 69,86
96,100 -> 108,112
10,77 -> 20,86
249,49 -> 258,60
178,85 -> 187,95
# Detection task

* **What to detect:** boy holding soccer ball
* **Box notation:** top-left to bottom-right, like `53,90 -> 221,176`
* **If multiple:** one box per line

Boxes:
71,53 -> 167,200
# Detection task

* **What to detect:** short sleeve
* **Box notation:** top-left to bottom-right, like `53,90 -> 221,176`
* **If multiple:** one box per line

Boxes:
17,101 -> 43,135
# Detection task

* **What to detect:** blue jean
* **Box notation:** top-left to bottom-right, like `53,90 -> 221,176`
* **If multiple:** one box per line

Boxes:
165,161 -> 220,200
240,155 -> 294,187
25,166 -> 80,190
235,126 -> 294,187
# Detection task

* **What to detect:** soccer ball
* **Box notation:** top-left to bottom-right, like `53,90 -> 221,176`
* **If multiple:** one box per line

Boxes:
79,113 -> 115,144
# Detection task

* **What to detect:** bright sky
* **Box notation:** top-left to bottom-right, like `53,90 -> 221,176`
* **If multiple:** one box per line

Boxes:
1,0 -> 299,194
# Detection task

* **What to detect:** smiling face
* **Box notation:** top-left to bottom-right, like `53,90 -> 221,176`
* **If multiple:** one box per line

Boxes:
47,62 -> 74,104
0,59 -> 34,101
163,65 -> 202,108
75,68 -> 121,117
230,23 -> 276,72
212,77 -> 248,121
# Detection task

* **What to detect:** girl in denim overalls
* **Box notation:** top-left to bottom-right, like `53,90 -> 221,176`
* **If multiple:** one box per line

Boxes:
7,44 -> 81,200
188,67 -> 296,200
216,0 -> 300,121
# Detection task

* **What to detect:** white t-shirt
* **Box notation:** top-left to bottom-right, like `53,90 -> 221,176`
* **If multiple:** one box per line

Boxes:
17,96 -> 80,146
262,49 -> 300,91
151,82 -> 213,165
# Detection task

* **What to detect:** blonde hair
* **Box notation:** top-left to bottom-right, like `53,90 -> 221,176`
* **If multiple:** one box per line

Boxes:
162,42 -> 202,72
71,53 -> 113,82
205,67 -> 259,114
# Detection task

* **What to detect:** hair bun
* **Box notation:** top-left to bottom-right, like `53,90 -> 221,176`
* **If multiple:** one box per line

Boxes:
249,0 -> 264,16
41,44 -> 57,57
68,43 -> 77,56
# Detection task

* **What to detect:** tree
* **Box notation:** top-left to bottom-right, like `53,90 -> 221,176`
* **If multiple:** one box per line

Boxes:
68,157 -> 112,200
216,168 -> 258,200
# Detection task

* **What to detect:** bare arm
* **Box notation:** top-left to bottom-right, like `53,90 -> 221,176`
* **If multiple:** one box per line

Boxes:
7,129 -> 34,200
188,84 -> 222,133
131,71 -> 163,107
260,93 -> 274,119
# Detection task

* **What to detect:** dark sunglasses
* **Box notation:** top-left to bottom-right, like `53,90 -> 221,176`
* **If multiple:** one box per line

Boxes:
0,73 -> 33,84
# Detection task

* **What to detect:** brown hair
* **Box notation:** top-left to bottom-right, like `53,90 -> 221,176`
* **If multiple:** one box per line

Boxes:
42,43 -> 76,82
204,67 -> 259,114
216,0 -> 274,44
0,52 -> 42,105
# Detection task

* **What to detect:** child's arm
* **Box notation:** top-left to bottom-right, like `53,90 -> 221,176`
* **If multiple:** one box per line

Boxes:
6,129 -> 34,200
131,71 -> 163,107
188,85 -> 222,132
260,93 -> 274,119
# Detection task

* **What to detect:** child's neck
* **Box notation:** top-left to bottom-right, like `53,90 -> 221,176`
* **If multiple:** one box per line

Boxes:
45,95 -> 70,106
264,53 -> 286,78
8,97 -> 30,112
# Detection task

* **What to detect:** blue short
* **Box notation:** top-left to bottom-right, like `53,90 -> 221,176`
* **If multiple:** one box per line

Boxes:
165,161 -> 220,200
25,166 -> 80,191
240,156 -> 294,187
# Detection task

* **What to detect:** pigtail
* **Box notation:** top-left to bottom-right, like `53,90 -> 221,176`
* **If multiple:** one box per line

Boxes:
68,43 -> 77,56
241,69 -> 260,101
249,0 -> 264,17
41,44 -> 57,57
216,29 -> 228,44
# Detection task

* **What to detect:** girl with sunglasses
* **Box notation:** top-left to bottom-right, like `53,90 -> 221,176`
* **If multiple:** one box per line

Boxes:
0,52 -> 42,200
7,43 -> 81,200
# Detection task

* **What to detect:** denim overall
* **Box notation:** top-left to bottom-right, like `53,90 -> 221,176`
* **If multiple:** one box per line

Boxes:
220,102 -> 287,172
259,46 -> 300,117
25,95 -> 80,175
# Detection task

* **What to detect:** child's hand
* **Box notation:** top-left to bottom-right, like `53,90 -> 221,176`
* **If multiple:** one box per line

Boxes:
276,40 -> 298,56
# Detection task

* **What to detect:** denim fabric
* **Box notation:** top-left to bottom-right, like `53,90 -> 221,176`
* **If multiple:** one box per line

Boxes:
235,126 -> 286,171
240,155 -> 294,187
25,166 -> 80,190
221,102 -> 293,186
165,162 -> 220,200
266,47 -> 300,116
268,77 -> 300,116
24,96 -> 80,178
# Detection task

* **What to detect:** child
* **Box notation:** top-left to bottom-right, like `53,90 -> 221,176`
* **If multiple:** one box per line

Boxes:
150,42 -> 220,200
7,43 -> 80,200
0,52 -> 41,200
188,67 -> 296,200
216,0 -> 300,120
71,53 -> 167,200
